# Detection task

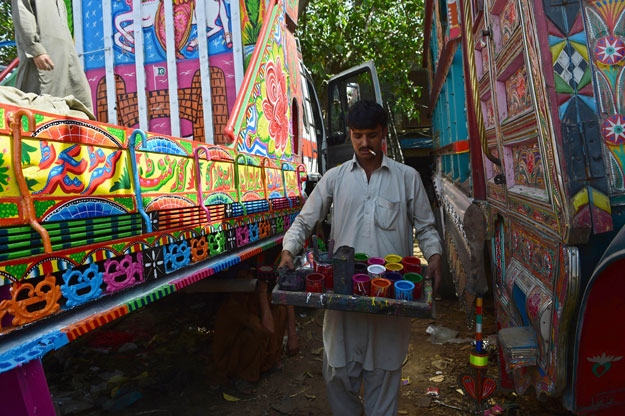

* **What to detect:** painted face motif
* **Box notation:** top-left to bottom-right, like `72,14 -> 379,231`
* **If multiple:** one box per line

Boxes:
350,125 -> 387,160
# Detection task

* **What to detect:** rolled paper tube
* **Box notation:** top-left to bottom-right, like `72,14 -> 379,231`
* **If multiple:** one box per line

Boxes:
371,278 -> 391,298
394,280 -> 415,301
403,272 -> 423,299
385,262 -> 404,273
354,253 -> 369,263
306,273 -> 325,293
367,264 -> 386,280
384,254 -> 402,264
367,257 -> 385,266
352,274 -> 371,296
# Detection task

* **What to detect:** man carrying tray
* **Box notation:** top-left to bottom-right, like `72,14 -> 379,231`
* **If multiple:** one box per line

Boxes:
279,100 -> 442,416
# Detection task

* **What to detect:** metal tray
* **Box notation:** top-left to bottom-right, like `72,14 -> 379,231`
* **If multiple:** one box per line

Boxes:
271,280 -> 434,318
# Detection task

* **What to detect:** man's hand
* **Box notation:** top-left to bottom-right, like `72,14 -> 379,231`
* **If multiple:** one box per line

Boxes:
426,253 -> 442,299
34,54 -> 54,71
278,250 -> 295,270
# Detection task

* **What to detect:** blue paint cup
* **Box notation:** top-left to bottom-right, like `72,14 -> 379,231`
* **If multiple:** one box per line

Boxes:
394,280 -> 415,301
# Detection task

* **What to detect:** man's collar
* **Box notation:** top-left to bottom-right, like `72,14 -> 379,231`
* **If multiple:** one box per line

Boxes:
350,153 -> 390,170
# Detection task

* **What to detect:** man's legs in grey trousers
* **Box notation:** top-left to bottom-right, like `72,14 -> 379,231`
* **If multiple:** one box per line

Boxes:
323,353 -> 402,416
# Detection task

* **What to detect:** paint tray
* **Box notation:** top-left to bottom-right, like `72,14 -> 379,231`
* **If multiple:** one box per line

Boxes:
270,278 -> 435,318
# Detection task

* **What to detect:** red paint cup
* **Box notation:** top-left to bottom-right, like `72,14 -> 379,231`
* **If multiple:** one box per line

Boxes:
403,272 -> 423,299
306,273 -> 325,293
315,261 -> 333,290
403,256 -> 423,274
371,278 -> 391,298
257,265 -> 275,280
352,274 -> 371,296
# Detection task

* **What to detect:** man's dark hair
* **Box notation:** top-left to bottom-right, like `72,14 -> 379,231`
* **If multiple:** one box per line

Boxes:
346,100 -> 388,129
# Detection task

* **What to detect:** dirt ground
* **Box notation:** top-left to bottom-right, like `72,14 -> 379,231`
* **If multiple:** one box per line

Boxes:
43,286 -> 573,416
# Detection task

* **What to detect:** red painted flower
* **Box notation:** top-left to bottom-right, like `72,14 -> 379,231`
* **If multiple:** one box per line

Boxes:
262,57 -> 289,154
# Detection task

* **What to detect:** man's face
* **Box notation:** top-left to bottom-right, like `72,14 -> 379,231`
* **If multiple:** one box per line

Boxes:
350,125 -> 387,160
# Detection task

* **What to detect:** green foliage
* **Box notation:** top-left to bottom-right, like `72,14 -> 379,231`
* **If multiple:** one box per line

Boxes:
299,0 -> 425,119
34,199 -> 55,217
0,1 -> 17,66
21,141 -> 38,165
110,167 -> 132,192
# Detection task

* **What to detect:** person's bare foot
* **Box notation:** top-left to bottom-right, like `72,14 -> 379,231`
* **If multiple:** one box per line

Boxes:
286,332 -> 300,356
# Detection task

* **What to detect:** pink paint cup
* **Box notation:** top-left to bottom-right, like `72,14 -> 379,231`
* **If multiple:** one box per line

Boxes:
367,257 -> 385,266
352,274 -> 371,296
371,278 -> 391,298
306,273 -> 325,293
403,256 -> 423,274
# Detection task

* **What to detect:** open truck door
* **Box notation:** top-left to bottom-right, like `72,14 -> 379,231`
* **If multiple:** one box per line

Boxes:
325,61 -> 382,171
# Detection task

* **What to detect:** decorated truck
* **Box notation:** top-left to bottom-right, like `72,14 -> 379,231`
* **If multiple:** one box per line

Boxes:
0,0 -> 327,413
425,0 -> 625,413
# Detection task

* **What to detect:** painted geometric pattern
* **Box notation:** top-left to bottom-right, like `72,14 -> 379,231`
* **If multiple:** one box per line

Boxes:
552,40 -> 592,92
505,66 -> 532,117
501,0 -> 520,45
512,140 -> 546,189
584,0 -> 625,191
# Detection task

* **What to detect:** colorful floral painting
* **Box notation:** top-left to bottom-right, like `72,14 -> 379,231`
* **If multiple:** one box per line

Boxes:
512,140 -> 545,189
226,1 -> 294,161
500,0 -> 519,45
505,66 -> 533,118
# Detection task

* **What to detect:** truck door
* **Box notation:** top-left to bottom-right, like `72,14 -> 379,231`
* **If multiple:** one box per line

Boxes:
326,61 -> 382,170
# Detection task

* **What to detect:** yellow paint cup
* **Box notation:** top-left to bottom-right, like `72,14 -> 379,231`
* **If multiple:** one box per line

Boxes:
385,254 -> 402,264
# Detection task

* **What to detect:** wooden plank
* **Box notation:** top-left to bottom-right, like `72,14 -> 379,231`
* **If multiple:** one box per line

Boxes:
271,282 -> 434,319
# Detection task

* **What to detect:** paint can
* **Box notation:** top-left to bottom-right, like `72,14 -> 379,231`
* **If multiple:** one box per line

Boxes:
333,246 -> 355,295
403,272 -> 424,299
306,273 -> 325,293
385,262 -> 404,274
257,265 -> 275,281
352,274 -> 371,296
384,254 -> 402,264
354,262 -> 368,275
367,257 -> 385,266
402,256 -> 422,274
371,278 -> 391,298
355,253 -> 369,264
314,252 -> 334,290
394,280 -> 415,301
384,271 -> 403,298
367,264 -> 386,280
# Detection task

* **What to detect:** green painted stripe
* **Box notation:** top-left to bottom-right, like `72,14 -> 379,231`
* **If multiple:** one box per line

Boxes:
0,225 -> 37,237
470,353 -> 488,367
49,224 -> 141,244
50,231 -> 137,252
42,214 -> 142,231
0,246 -> 44,261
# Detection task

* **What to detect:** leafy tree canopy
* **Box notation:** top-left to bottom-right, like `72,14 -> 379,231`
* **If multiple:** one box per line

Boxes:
298,0 -> 425,120
0,1 -> 17,66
